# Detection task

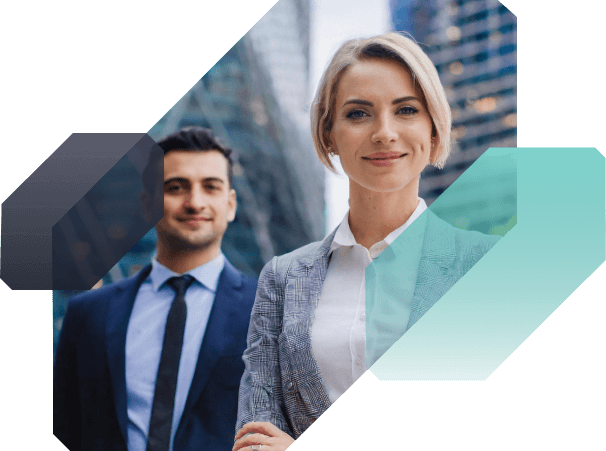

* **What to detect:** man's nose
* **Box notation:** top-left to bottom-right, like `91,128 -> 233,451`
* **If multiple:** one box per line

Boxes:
184,187 -> 207,211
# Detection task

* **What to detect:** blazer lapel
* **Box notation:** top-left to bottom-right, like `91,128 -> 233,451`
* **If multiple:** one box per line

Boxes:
284,229 -> 337,417
305,229 -> 337,309
177,260 -> 243,432
284,228 -> 337,326
408,211 -> 457,328
105,265 -> 152,445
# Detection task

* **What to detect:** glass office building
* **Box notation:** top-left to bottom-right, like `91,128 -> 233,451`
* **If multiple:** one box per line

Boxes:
391,0 -> 516,205
53,0 -> 324,354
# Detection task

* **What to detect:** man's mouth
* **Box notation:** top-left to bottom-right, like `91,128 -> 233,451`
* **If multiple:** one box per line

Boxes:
179,216 -> 212,224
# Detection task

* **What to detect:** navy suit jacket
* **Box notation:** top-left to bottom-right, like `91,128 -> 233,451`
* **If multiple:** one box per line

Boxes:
54,260 -> 257,451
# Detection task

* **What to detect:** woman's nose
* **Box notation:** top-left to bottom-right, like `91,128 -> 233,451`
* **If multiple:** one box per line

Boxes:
371,115 -> 398,145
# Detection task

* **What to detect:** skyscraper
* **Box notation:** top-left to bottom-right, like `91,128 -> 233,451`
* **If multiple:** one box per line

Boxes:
390,0 -> 517,233
391,0 -> 516,210
143,0 -> 323,276
54,0 -> 324,354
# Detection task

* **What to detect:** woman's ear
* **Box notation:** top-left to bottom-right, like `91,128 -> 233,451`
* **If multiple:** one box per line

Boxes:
325,133 -> 338,156
327,145 -> 338,156
429,140 -> 440,165
429,126 -> 439,164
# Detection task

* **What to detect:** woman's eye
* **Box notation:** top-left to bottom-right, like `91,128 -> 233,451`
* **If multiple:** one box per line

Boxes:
398,106 -> 418,115
346,109 -> 367,119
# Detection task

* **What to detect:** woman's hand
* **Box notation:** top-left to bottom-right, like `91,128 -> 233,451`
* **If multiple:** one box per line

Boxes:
233,421 -> 294,451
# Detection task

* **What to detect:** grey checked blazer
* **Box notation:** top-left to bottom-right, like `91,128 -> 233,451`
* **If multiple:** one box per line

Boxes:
236,210 -> 500,438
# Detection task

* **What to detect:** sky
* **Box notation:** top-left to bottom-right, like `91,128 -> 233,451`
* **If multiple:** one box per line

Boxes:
309,0 -> 391,232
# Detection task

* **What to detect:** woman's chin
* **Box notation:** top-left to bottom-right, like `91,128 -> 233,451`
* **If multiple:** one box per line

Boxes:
353,174 -> 420,195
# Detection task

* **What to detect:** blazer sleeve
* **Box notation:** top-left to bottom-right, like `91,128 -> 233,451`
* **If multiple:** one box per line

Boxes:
236,257 -> 293,437
53,298 -> 83,451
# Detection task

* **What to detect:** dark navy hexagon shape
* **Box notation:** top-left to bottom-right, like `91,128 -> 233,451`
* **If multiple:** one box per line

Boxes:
1,133 -> 163,290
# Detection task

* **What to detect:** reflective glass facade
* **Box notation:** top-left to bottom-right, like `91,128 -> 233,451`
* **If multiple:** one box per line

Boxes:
391,0 -> 517,209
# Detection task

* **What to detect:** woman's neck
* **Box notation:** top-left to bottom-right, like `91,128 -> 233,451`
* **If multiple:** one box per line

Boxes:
348,179 -> 420,249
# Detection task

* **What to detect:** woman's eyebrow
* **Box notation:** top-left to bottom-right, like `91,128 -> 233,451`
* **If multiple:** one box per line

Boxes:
341,96 -> 421,109
392,96 -> 420,105
341,99 -> 373,108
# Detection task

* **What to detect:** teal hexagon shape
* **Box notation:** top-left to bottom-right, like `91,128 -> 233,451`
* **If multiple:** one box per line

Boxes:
368,148 -> 604,380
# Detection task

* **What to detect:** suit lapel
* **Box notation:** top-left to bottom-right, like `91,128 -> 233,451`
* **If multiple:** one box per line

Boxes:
408,211 -> 457,328
105,265 -> 152,445
284,230 -> 337,416
306,229 -> 336,309
176,260 -> 243,433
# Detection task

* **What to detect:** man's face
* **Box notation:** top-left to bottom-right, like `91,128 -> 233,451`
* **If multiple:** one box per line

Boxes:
155,150 -> 236,253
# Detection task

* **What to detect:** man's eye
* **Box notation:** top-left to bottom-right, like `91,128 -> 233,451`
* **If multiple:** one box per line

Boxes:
205,185 -> 220,191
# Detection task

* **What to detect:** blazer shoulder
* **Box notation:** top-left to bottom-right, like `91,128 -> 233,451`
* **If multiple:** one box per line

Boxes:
452,225 -> 501,251
65,266 -> 150,312
241,273 -> 258,290
240,273 -> 259,302
270,238 -> 327,279
449,224 -> 501,272
427,210 -> 500,253
221,259 -> 258,306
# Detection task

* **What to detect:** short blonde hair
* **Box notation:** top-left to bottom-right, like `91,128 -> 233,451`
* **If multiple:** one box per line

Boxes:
311,32 -> 452,172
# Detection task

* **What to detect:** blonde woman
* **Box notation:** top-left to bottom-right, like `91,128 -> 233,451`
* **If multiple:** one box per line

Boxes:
233,33 -> 498,451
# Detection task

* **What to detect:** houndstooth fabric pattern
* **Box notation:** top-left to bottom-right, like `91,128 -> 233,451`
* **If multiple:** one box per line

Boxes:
236,231 -> 336,438
408,211 -> 501,328
236,210 -> 500,438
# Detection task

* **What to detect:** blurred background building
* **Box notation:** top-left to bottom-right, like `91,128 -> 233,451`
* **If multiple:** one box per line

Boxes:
53,0 -> 324,354
147,0 -> 323,275
391,0 -> 517,207
53,0 -> 516,354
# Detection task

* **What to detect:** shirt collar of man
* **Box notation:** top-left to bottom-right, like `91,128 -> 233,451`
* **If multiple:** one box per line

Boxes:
149,252 -> 226,293
329,198 -> 428,255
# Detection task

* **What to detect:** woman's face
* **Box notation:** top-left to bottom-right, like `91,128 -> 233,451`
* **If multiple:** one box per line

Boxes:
329,58 -> 434,194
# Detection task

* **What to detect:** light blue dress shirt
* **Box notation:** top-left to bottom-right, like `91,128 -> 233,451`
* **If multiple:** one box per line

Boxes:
125,253 -> 225,451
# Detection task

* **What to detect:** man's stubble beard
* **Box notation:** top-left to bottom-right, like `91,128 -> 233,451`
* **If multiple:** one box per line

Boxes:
157,224 -> 221,255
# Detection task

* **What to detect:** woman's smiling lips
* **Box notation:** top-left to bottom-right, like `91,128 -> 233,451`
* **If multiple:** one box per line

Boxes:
362,151 -> 406,167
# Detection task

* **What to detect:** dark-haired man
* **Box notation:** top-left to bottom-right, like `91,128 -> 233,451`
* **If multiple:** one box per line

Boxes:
54,127 -> 257,451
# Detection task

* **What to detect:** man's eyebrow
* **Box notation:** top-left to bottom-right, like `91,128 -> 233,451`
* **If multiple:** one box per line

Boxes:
164,176 -> 226,185
164,177 -> 189,186
341,96 -> 421,109
202,177 -> 225,184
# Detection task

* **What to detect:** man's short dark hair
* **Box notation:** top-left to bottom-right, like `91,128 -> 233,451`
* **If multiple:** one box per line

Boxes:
143,127 -> 235,195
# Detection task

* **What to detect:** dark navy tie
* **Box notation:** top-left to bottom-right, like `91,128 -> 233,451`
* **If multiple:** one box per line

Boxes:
146,275 -> 195,451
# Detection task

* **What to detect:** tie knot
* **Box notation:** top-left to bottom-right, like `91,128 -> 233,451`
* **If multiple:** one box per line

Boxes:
166,275 -> 195,297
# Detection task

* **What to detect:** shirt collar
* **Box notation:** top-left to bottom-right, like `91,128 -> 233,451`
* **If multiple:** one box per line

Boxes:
329,198 -> 427,254
149,252 -> 225,293
383,197 -> 427,245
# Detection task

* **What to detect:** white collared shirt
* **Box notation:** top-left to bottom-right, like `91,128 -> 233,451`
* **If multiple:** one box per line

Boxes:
311,199 -> 427,403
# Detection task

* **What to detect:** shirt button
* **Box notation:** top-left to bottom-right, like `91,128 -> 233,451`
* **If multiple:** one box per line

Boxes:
356,360 -> 360,366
